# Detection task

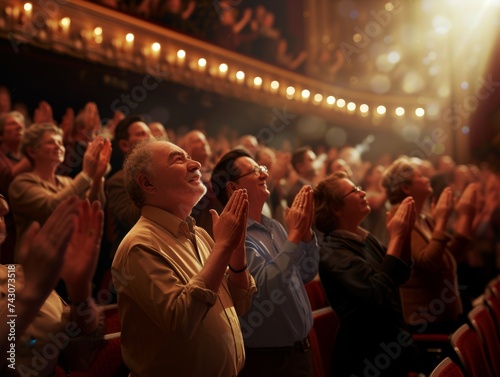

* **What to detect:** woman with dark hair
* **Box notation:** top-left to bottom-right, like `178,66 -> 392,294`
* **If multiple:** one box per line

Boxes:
313,172 -> 416,377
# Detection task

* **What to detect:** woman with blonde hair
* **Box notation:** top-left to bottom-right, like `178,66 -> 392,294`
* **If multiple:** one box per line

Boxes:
382,156 -> 478,333
8,123 -> 111,260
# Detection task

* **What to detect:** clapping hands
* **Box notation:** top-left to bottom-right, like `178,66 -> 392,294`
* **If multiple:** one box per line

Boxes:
286,185 -> 314,244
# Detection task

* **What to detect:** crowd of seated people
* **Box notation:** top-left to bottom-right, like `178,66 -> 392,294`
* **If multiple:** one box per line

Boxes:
89,0 -> 313,73
1,83 -> 499,375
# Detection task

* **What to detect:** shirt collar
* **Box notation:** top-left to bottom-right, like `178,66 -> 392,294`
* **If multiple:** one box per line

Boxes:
246,214 -> 272,230
331,227 -> 369,242
142,205 -> 196,239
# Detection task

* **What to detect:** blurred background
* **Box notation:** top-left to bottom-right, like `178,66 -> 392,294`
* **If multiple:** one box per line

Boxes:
1,0 -> 500,166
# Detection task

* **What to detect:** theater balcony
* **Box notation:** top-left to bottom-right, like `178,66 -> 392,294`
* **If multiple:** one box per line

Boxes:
1,0 -> 499,161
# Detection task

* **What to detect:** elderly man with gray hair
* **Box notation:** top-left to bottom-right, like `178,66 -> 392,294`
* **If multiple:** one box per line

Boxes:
112,139 -> 256,377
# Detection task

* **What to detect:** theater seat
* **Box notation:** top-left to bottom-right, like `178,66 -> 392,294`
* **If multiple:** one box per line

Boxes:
304,279 -> 329,311
309,306 -> 339,377
55,304 -> 129,377
429,357 -> 465,377
468,304 -> 500,376
450,323 -> 493,377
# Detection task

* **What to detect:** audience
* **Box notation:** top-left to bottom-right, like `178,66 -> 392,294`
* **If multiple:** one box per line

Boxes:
314,172 -> 416,377
58,102 -> 103,178
286,146 -> 318,207
360,164 -> 390,246
1,79 -> 499,376
148,121 -> 169,141
112,140 -> 256,376
178,130 -> 223,237
254,146 -> 289,225
8,123 -> 110,262
209,2 -> 254,52
1,197 -> 104,376
383,156 -> 479,333
212,149 -> 319,377
105,115 -> 153,257
0,112 -> 31,263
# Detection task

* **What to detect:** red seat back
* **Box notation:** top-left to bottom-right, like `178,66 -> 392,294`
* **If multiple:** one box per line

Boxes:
468,304 -> 500,376
429,357 -> 465,377
309,306 -> 339,377
450,323 -> 493,377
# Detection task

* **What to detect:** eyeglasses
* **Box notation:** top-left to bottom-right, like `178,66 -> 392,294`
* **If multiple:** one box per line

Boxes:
342,185 -> 362,198
235,165 -> 268,180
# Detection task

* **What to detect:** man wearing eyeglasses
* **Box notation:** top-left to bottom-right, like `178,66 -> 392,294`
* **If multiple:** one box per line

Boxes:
212,149 -> 319,377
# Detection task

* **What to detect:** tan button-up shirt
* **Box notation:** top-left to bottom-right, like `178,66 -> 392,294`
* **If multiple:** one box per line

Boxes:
112,205 -> 256,377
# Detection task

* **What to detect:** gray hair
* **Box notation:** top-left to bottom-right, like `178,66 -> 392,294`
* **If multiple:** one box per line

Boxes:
0,111 -> 25,136
21,123 -> 62,164
382,156 -> 416,205
123,139 -> 157,208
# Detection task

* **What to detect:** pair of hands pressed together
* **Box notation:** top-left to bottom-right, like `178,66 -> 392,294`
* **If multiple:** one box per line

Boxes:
82,136 -> 112,182
286,185 -> 314,244
387,196 -> 416,240
210,189 -> 249,267
432,183 -> 480,233
386,196 -> 416,263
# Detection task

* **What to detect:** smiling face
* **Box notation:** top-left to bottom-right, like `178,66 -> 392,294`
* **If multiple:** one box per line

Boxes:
145,142 -> 207,218
405,166 -> 432,202
1,114 -> 24,146
337,178 -> 371,225
31,131 -> 65,168
229,156 -> 270,209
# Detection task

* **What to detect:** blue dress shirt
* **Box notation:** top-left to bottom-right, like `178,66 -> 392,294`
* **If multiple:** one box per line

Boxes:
239,215 -> 320,348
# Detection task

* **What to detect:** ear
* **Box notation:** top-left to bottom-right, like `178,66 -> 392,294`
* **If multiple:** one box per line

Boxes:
136,173 -> 155,193
401,183 -> 412,196
226,181 -> 237,197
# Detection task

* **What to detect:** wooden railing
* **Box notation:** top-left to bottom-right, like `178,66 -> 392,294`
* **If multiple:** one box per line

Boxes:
0,0 -> 442,131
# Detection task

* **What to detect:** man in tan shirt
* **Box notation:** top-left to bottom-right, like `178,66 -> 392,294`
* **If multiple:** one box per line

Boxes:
112,140 -> 256,377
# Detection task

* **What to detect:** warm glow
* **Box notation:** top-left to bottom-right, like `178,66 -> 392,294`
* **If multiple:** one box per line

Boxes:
385,2 -> 395,11
152,42 -> 161,52
347,102 -> 356,111
415,107 -> 425,117
314,93 -> 323,103
177,49 -> 186,59
236,71 -> 245,80
270,80 -> 279,90
198,58 -> 206,67
286,86 -> 296,96
395,107 -> 405,116
219,63 -> 228,73
93,27 -> 103,36
60,17 -> 70,27
326,96 -> 336,105
125,33 -> 134,42
23,3 -> 32,11
377,105 -> 387,115
359,104 -> 369,113
253,77 -> 262,86
337,98 -> 346,108
301,89 -> 310,99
